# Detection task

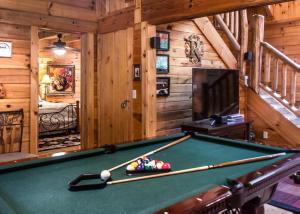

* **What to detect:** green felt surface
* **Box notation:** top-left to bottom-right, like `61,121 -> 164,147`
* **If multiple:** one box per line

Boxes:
0,134 -> 292,214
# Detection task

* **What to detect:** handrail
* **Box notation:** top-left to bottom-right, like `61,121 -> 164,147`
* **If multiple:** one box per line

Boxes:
261,41 -> 300,71
214,14 -> 240,51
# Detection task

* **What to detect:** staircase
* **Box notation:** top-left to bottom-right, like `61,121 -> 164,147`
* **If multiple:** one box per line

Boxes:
209,10 -> 300,148
259,88 -> 300,128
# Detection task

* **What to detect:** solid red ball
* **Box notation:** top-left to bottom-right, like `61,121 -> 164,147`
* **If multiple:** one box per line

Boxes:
162,163 -> 171,170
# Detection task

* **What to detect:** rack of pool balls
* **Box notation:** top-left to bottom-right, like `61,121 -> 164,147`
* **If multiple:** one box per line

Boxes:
126,156 -> 171,174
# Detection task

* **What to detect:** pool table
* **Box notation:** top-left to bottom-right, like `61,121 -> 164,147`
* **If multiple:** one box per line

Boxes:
0,133 -> 299,214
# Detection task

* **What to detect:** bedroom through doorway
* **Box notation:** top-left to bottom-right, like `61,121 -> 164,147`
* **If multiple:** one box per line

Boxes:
37,29 -> 81,154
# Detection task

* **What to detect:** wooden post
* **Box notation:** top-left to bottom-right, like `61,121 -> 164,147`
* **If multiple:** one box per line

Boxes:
240,10 -> 248,76
252,15 -> 265,93
30,26 -> 38,154
81,33 -> 95,149
141,22 -> 157,138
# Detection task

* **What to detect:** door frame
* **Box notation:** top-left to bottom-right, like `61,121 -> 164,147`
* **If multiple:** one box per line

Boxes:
30,29 -> 95,153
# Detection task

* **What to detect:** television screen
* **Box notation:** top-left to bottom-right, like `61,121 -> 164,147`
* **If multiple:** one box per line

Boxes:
192,69 -> 239,121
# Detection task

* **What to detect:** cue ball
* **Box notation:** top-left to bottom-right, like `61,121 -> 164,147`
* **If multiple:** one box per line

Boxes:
100,170 -> 111,181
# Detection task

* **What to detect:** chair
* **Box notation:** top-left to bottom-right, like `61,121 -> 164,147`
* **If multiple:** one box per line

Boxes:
0,109 -> 24,154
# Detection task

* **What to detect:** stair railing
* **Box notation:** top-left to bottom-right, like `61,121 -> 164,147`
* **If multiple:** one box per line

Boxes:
214,10 -> 249,76
214,11 -> 241,51
261,42 -> 299,112
252,15 -> 299,115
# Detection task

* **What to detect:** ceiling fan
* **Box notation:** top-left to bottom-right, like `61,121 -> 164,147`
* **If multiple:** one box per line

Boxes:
42,33 -> 80,56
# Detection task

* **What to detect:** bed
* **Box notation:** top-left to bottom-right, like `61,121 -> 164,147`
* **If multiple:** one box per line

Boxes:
38,100 -> 79,137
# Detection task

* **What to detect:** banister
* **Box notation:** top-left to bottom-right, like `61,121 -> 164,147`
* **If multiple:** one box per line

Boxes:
261,41 -> 300,71
214,14 -> 240,51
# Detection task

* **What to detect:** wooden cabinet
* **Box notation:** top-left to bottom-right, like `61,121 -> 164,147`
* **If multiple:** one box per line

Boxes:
181,121 -> 252,141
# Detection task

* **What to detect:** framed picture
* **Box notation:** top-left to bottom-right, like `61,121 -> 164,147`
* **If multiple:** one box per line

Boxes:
157,77 -> 170,97
133,64 -> 141,81
157,31 -> 170,51
0,41 -> 12,58
47,65 -> 75,96
156,54 -> 169,74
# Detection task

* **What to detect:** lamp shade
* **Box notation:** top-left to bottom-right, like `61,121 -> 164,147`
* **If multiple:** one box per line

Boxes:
41,74 -> 51,84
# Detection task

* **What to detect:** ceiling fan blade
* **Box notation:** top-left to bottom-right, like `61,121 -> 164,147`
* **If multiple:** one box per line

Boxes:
65,46 -> 81,52
41,46 -> 55,50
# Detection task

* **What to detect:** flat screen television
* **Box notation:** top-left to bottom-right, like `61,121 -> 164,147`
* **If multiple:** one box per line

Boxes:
192,68 -> 239,121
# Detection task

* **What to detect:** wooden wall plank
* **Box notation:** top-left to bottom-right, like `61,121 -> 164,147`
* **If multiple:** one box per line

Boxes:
0,0 -> 48,14
51,0 -> 96,10
0,0 -> 98,22
48,2 -> 97,22
0,8 -> 97,33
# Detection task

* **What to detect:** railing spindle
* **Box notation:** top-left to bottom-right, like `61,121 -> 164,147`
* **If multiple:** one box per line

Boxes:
264,51 -> 271,85
273,59 -> 279,92
230,12 -> 235,33
235,11 -> 239,40
281,64 -> 287,98
225,13 -> 230,26
290,71 -> 297,107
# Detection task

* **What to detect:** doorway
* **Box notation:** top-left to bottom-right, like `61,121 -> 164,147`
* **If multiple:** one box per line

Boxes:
37,29 -> 81,154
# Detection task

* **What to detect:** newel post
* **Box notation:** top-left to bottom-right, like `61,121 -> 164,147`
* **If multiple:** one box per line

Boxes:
252,15 -> 265,93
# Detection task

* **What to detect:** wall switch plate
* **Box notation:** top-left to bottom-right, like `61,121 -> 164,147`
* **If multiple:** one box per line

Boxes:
244,75 -> 249,87
263,131 -> 269,139
132,90 -> 137,99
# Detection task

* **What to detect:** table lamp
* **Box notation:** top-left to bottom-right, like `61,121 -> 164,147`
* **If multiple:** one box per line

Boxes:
40,74 -> 51,100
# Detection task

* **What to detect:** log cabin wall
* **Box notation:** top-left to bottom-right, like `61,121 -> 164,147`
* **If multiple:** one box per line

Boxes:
38,39 -> 81,103
156,21 -> 227,136
0,23 -> 31,153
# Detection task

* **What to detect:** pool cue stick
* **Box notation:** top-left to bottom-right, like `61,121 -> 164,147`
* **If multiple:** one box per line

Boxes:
108,135 -> 191,172
107,152 -> 286,185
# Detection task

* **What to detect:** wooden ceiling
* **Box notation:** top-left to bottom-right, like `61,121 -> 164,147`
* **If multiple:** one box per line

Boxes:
0,0 -> 293,34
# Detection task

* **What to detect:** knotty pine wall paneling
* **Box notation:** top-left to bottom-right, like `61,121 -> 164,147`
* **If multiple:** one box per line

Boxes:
0,23 -> 31,153
156,20 -> 227,136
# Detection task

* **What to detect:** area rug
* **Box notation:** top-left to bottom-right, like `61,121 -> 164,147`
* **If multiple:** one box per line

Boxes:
39,134 -> 81,151
269,177 -> 300,214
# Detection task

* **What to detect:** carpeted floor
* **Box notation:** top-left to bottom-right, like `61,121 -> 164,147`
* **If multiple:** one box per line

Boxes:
270,176 -> 300,213
39,134 -> 81,151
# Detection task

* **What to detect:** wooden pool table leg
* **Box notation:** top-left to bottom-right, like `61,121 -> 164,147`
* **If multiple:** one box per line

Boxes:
240,184 -> 278,214
241,204 -> 264,214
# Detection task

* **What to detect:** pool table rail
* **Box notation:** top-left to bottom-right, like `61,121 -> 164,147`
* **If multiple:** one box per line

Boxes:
156,153 -> 300,214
